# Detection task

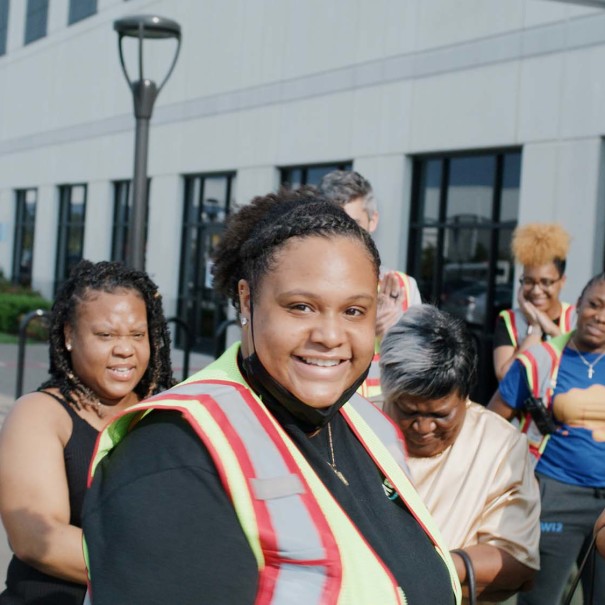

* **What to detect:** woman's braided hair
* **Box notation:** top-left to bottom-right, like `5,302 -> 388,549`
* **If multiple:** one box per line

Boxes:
40,260 -> 175,409
212,186 -> 381,312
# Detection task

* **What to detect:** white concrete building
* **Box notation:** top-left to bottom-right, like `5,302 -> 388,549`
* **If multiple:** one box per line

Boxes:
1,0 -> 604,399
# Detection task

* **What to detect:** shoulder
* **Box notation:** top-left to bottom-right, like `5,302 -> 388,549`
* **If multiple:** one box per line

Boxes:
465,402 -> 527,450
0,391 -> 75,458
1,390 -> 72,434
459,403 -> 531,481
97,410 -> 218,482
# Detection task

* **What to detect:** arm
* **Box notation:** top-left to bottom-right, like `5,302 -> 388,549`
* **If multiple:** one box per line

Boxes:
455,424 -> 540,601
493,302 -> 543,382
452,545 -> 535,602
0,393 -> 88,583
487,390 -> 516,421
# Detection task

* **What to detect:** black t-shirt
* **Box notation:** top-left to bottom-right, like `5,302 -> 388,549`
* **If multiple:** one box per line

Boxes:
83,409 -> 455,605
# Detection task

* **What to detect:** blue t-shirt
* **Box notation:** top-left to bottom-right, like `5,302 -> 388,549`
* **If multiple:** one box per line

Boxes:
500,347 -> 605,487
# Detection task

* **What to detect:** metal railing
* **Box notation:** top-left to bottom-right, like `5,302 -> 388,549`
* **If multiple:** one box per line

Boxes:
167,316 -> 191,382
213,318 -> 238,359
15,309 -> 51,399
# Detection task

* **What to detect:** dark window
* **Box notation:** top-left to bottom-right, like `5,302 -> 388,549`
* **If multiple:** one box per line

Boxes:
280,161 -> 353,188
12,189 -> 37,287
68,0 -> 96,25
178,173 -> 235,355
24,0 -> 47,44
408,149 -> 522,403
55,184 -> 87,292
0,0 -> 9,56
111,179 -> 150,263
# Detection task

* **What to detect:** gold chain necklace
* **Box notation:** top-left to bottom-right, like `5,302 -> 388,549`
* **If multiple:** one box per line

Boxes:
327,423 -> 349,486
573,338 -> 605,379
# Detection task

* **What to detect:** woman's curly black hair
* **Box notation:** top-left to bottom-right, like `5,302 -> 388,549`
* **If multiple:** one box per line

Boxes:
39,260 -> 175,409
212,186 -> 381,313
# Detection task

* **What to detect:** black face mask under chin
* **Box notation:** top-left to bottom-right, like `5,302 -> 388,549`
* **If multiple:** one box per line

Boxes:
241,351 -> 370,432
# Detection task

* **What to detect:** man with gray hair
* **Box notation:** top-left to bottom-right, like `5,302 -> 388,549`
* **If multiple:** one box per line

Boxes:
318,170 -> 421,402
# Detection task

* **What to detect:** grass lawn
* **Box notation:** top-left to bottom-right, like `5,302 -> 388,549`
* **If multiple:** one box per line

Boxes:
0,333 -> 19,344
0,333 -> 46,345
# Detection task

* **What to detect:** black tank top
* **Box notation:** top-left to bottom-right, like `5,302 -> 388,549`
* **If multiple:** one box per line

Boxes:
1,391 -> 98,605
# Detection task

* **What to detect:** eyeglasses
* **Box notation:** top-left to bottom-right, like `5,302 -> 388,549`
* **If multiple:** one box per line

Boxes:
519,276 -> 561,290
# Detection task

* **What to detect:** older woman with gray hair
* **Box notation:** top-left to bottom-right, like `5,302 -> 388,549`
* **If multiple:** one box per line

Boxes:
380,304 -> 540,603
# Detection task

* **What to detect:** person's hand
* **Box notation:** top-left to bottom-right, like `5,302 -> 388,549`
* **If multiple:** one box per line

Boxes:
517,287 -> 539,326
517,287 -> 561,338
376,272 -> 404,339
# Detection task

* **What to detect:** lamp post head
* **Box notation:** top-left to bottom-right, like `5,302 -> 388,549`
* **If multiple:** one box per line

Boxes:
114,14 -> 182,119
113,15 -> 181,40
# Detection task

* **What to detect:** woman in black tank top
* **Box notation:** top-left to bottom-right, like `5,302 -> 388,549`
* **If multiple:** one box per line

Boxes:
0,261 -> 174,605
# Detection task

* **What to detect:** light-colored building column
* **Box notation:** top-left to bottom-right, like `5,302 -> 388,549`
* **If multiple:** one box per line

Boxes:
83,181 -> 113,261
31,185 -> 58,299
354,155 -> 409,273
47,0 -> 68,35
145,174 -> 182,320
6,0 -> 25,53
520,138 -> 604,301
234,167 -> 279,207
0,188 -> 14,277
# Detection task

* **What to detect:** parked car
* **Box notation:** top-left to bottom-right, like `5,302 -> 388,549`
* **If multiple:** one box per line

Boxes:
442,282 -> 513,326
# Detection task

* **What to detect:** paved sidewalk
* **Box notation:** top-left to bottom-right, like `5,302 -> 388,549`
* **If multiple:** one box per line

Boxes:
0,341 -> 214,584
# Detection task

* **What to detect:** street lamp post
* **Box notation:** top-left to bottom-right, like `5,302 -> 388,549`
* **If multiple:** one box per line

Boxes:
114,15 -> 181,270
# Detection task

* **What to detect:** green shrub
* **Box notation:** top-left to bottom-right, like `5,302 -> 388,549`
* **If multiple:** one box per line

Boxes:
0,293 -> 52,339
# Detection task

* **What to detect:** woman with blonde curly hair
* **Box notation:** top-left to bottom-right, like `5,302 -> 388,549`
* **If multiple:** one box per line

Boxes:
493,223 -> 576,382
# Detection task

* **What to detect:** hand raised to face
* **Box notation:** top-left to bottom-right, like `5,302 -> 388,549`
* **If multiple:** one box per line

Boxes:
376,272 -> 404,339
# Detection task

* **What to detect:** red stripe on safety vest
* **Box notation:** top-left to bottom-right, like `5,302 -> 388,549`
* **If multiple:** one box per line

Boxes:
509,311 -> 518,346
192,392 -> 282,604
122,392 -> 284,603
230,382 -> 342,603
563,305 -> 574,332
393,273 -> 410,313
542,343 -> 559,408
523,351 -> 540,398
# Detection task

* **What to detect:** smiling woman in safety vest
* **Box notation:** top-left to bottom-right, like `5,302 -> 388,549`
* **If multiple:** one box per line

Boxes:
82,188 -> 461,605
493,223 -> 576,383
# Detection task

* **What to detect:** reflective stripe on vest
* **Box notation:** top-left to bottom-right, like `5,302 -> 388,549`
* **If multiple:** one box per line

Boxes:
395,272 -> 412,313
499,303 -> 576,348
358,272 -> 414,400
358,353 -> 381,400
516,332 -> 573,462
89,376 -> 460,603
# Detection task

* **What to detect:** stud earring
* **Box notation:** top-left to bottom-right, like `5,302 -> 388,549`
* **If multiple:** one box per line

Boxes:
66,343 -> 72,351
241,317 -> 249,327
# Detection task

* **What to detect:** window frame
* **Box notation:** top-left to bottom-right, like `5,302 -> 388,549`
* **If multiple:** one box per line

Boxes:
24,0 -> 48,44
68,0 -> 97,25
280,161 -> 353,188
0,0 -> 9,56
12,188 -> 37,287
55,184 -> 87,292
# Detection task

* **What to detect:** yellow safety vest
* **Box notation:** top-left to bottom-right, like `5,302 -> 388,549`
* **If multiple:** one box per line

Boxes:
87,344 -> 461,605
499,302 -> 576,349
516,332 -> 572,462
358,272 -> 414,401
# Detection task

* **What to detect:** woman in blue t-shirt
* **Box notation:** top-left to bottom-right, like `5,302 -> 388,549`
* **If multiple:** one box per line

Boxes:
488,272 -> 605,604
